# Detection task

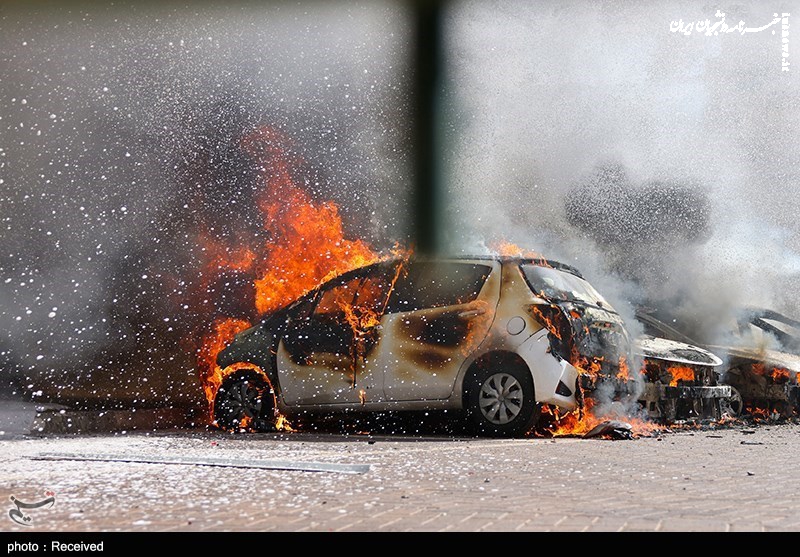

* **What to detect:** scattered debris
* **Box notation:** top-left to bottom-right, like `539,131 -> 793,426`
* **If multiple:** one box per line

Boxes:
741,430 -> 756,434
747,471 -> 755,476
32,452 -> 370,474
740,441 -> 764,446
582,420 -> 634,440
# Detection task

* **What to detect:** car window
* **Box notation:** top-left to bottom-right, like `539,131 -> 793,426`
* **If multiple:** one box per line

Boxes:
355,271 -> 394,315
386,262 -> 491,313
521,264 -> 611,309
314,277 -> 361,319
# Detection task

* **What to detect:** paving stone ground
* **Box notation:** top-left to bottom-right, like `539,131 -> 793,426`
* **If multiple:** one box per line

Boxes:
1,423 -> 799,533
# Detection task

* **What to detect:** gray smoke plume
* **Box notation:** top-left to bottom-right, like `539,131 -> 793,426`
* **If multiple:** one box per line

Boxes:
0,1 -> 410,407
444,0 -> 800,352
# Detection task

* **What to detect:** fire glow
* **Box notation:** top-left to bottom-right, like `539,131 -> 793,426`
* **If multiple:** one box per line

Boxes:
540,400 -> 661,438
668,365 -> 695,387
196,126 -> 387,427
752,363 -> 792,384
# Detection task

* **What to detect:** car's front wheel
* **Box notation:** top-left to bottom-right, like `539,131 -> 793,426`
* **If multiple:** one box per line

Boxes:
466,365 -> 540,437
213,371 -> 275,432
719,386 -> 743,418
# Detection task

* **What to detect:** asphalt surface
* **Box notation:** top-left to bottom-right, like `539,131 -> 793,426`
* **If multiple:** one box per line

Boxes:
2,415 -> 800,532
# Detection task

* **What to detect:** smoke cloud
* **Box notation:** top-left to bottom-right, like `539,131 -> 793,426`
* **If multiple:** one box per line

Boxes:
445,0 -> 800,349
0,1 -> 410,406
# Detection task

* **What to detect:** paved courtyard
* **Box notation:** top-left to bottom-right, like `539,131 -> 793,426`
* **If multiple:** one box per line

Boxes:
2,421 -> 799,532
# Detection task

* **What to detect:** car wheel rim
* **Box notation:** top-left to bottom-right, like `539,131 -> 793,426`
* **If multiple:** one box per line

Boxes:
720,386 -> 743,417
218,380 -> 263,425
479,373 -> 524,425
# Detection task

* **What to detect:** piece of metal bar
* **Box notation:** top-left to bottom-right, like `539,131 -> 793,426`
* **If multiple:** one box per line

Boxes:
32,452 -> 370,474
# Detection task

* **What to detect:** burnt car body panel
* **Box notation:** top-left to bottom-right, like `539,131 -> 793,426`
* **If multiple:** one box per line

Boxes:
636,306 -> 800,415
634,335 -> 722,368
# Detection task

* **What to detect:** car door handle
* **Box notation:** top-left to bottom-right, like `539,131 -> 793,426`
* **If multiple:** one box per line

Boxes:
458,308 -> 486,319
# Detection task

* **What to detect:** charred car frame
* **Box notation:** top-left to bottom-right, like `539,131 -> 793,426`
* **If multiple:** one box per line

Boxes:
636,306 -> 800,418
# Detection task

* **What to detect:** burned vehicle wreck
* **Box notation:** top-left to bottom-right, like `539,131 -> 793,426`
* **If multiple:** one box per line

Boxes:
214,256 -> 583,437
521,265 -> 727,423
211,256 -> 728,436
636,306 -> 800,418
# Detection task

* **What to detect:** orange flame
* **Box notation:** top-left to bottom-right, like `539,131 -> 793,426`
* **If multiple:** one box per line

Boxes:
199,236 -> 257,274
491,241 -> 541,258
241,127 -> 380,316
275,414 -> 294,432
616,356 -> 630,381
752,364 -> 791,384
529,305 -> 564,341
668,365 -> 695,387
745,405 -> 772,421
490,241 -> 552,267
198,317 -> 253,413
196,126 -> 401,427
541,400 -> 660,438
771,367 -> 790,384
575,355 -> 604,376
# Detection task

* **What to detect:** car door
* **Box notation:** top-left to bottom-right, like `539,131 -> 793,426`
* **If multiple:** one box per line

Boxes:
275,265 -> 393,406
366,260 -> 499,401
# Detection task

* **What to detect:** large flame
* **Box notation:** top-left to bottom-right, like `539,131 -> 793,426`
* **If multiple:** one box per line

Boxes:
196,126 -> 388,426
540,400 -> 661,438
241,127 -> 380,316
668,365 -> 695,387
197,317 -> 253,413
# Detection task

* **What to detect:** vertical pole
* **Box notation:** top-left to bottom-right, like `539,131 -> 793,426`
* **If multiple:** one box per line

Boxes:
410,0 -> 445,255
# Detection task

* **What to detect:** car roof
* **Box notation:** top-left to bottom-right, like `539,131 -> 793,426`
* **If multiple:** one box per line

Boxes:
408,255 -> 585,279
266,254 -> 586,317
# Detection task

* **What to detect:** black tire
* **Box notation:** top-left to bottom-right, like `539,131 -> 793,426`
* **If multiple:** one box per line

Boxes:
465,364 -> 540,437
213,371 -> 275,432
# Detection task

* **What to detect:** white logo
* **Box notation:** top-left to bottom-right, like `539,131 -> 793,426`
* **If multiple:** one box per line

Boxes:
670,10 -> 790,72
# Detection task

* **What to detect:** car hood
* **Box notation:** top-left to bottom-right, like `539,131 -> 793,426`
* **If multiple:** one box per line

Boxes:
634,335 -> 722,367
707,344 -> 800,374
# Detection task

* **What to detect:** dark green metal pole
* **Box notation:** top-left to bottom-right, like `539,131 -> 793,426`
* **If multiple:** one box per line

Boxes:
410,0 -> 445,255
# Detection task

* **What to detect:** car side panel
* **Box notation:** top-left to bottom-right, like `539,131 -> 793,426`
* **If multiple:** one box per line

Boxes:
276,337 -> 383,406
456,262 -> 580,409
372,260 -> 502,401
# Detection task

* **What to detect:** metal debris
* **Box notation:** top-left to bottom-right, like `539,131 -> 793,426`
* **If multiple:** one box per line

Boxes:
582,420 -> 634,440
32,452 -> 370,474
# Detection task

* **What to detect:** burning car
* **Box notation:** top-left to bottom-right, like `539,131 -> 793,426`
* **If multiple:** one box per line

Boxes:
521,265 -> 728,424
211,255 -> 728,436
213,256 -> 586,437
636,306 -> 800,418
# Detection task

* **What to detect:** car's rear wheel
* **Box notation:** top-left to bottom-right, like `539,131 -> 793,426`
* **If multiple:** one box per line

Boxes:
213,371 -> 275,432
466,364 -> 540,437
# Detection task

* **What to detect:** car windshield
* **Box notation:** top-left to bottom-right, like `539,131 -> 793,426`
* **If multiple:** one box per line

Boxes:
521,264 -> 612,308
